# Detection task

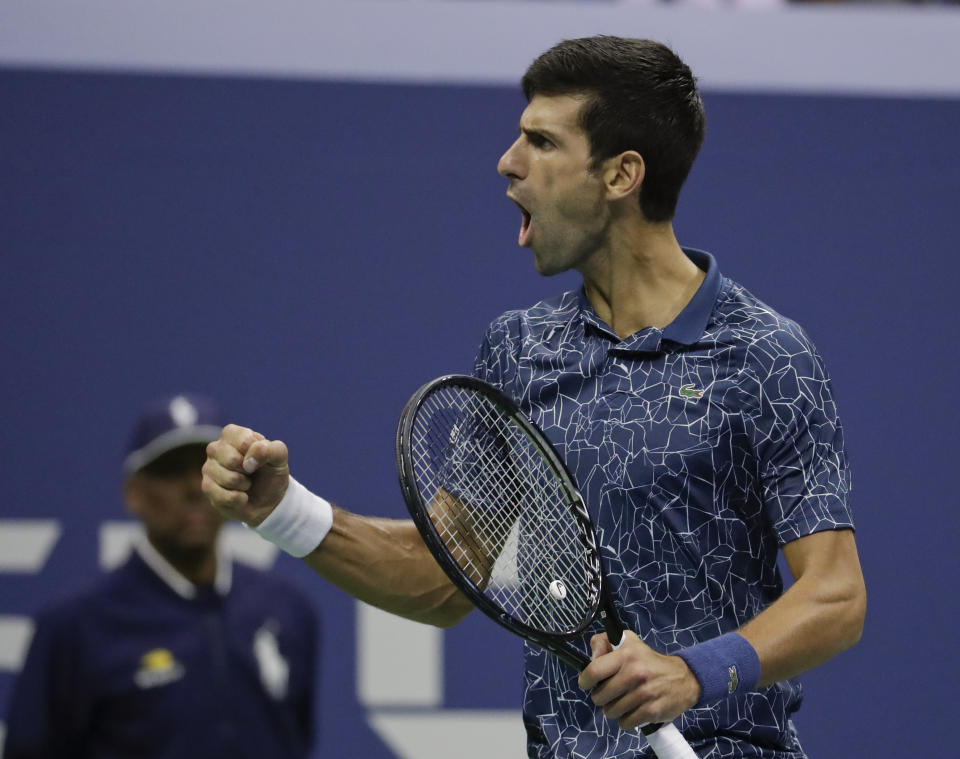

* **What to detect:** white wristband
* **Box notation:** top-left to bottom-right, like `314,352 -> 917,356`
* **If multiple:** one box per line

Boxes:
254,476 -> 333,557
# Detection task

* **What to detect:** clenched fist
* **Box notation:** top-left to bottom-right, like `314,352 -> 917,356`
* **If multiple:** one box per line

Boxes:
201,424 -> 290,527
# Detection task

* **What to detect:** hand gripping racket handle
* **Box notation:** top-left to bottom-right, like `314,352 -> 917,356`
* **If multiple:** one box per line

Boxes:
610,638 -> 699,759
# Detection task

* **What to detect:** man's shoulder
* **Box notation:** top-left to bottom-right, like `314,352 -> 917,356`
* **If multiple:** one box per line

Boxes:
711,277 -> 820,360
476,290 -> 582,388
484,290 -> 581,340
29,564 -> 135,635
710,277 -> 838,421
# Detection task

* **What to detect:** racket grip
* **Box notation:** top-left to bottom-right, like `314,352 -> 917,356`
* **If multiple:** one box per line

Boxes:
643,722 -> 699,759
608,641 -> 698,758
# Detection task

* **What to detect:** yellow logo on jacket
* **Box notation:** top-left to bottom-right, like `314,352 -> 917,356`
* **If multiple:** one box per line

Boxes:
133,647 -> 185,689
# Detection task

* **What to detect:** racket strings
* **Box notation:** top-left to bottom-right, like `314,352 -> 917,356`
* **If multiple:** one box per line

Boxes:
431,488 -> 497,587
410,386 -> 597,635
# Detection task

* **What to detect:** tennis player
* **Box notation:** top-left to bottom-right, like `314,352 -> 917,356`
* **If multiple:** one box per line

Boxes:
203,36 -> 866,758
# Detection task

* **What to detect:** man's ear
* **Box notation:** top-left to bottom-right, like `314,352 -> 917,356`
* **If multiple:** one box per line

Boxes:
602,151 -> 645,201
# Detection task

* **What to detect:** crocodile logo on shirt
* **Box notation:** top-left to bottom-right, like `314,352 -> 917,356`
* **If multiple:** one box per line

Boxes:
679,384 -> 704,400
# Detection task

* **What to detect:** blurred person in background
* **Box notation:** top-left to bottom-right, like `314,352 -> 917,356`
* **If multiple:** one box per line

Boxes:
3,394 -> 318,759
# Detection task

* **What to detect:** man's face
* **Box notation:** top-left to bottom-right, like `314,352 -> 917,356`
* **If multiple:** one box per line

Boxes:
126,459 -> 224,562
497,93 -> 611,276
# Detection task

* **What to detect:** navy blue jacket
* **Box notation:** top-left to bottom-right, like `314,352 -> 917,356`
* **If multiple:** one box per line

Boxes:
4,549 -> 318,759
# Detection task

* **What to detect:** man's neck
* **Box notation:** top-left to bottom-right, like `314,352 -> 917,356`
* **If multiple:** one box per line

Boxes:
172,553 -> 218,587
146,536 -> 219,587
579,221 -> 705,340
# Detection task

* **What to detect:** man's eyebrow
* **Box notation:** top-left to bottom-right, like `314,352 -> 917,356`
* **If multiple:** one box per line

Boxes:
519,125 -> 561,142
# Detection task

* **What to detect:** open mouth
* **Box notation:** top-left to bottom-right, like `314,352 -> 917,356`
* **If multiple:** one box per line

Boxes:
511,198 -> 532,247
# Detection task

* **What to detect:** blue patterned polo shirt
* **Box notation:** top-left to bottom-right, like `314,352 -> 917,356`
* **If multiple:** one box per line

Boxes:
472,250 -> 853,759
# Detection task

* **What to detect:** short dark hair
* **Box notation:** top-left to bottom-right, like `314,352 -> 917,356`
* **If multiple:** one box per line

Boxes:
522,36 -> 706,222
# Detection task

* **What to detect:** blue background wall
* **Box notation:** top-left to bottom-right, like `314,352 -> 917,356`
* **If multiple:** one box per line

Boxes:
2,7 -> 959,756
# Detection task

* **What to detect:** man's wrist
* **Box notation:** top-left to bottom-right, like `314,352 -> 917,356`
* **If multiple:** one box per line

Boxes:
675,632 -> 761,708
253,476 -> 333,557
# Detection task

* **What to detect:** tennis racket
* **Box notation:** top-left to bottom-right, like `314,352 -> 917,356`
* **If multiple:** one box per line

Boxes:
395,374 -> 698,759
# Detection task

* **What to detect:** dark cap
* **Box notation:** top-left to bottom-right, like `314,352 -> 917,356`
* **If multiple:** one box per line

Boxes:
124,393 -> 225,474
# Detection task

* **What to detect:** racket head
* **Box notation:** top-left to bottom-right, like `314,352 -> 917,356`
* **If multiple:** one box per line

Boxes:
396,374 -> 603,668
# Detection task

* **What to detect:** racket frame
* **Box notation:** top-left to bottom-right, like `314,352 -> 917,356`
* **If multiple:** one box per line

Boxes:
396,374 -> 624,671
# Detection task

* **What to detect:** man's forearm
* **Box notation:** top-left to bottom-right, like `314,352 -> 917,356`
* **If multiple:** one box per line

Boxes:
739,529 -> 866,686
302,506 -> 474,627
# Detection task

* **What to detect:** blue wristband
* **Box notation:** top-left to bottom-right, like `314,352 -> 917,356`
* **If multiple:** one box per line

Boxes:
675,632 -> 761,707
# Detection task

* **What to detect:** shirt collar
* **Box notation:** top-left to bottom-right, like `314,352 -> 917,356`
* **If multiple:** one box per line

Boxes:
662,248 -> 722,345
577,248 -> 722,352
134,536 -> 232,600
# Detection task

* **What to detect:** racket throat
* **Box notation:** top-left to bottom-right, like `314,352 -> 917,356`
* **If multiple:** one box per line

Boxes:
599,597 -> 626,648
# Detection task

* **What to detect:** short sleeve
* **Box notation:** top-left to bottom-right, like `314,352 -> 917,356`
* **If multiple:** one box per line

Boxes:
748,331 -> 854,544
